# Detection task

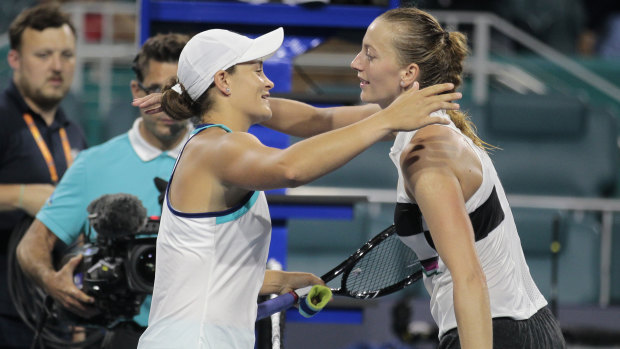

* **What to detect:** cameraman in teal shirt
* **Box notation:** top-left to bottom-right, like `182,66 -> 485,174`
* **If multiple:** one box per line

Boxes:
16,33 -> 191,348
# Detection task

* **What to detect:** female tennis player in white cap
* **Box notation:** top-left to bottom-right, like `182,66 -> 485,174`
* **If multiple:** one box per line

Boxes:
136,26 -> 461,349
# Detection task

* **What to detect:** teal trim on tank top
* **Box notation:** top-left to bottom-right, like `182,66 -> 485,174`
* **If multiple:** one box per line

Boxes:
192,123 -> 232,135
215,191 -> 260,224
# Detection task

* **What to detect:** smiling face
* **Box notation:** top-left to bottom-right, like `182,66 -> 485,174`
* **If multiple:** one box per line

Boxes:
228,61 -> 274,123
131,60 -> 188,149
9,24 -> 76,112
350,19 -> 407,109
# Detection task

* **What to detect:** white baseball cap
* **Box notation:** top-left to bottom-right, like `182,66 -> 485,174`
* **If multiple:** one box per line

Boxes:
173,27 -> 284,101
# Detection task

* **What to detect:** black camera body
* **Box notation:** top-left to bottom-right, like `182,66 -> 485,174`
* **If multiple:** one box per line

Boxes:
58,194 -> 158,326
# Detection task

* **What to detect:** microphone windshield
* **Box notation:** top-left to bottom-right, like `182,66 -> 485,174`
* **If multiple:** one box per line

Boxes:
87,193 -> 147,238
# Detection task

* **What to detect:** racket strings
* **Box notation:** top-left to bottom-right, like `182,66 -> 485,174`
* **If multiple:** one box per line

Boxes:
345,234 -> 421,295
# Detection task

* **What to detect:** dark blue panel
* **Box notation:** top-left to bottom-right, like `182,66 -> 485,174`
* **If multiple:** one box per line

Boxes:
268,225 -> 288,270
269,204 -> 354,220
286,307 -> 363,324
146,1 -> 387,28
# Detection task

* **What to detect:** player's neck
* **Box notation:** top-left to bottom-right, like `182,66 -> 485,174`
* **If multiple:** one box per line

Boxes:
200,112 -> 250,133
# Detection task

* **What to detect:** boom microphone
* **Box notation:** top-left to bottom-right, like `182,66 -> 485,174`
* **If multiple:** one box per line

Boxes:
87,193 -> 147,238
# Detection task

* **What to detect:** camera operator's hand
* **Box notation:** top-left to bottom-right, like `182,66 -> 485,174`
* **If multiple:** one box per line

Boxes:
18,219 -> 100,319
44,254 -> 100,319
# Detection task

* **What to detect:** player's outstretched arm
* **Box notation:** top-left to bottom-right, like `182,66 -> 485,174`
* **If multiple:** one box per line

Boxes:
132,82 -> 461,140
265,82 -> 461,138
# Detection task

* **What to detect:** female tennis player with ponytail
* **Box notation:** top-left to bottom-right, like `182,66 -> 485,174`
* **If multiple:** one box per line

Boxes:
135,26 -> 461,348
353,8 -> 565,349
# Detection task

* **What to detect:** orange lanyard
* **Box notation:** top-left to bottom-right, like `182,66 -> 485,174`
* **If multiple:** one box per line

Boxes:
22,113 -> 73,183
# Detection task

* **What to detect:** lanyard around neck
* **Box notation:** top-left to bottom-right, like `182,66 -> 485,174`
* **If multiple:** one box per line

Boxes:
22,113 -> 73,184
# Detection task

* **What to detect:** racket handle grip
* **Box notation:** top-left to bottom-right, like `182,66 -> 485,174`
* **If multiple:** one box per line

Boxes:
256,286 -> 314,321
256,292 -> 296,321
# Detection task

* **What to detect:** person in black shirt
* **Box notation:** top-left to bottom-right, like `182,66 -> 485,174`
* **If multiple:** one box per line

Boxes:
0,3 -> 87,347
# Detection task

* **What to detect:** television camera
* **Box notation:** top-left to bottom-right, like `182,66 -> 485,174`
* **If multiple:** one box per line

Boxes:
58,193 -> 158,326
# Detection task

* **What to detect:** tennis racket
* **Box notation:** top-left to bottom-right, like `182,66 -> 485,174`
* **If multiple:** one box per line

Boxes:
256,224 -> 423,321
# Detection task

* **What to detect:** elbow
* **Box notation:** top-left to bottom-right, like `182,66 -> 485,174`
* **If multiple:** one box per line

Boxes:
282,167 -> 306,188
15,235 -> 28,270
270,156 -> 313,188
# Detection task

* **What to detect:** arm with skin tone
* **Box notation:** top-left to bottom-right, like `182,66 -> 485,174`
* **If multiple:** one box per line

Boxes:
205,83 -> 461,191
131,95 -> 380,136
131,82 -> 462,140
400,127 -> 492,349
16,219 -> 98,318
260,270 -> 324,296
263,98 -> 381,138
0,184 -> 55,216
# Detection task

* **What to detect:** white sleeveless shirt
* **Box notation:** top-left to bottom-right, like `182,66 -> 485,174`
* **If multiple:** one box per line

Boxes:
389,111 -> 547,338
138,125 -> 272,349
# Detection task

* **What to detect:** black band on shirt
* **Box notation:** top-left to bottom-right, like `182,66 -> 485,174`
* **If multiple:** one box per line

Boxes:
394,186 -> 505,249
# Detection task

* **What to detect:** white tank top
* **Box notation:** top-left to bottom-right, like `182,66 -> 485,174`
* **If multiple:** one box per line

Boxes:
389,111 -> 547,338
138,124 -> 272,349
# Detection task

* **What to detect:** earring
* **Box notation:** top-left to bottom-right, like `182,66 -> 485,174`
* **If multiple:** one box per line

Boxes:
226,88 -> 230,94
400,81 -> 406,87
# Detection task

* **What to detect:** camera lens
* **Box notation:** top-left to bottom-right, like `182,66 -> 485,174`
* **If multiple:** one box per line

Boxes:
128,243 -> 156,293
136,246 -> 155,283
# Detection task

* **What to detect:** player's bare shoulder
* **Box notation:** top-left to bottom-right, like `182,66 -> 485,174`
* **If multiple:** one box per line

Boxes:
183,127 -> 243,165
402,124 -> 465,167
411,124 -> 483,196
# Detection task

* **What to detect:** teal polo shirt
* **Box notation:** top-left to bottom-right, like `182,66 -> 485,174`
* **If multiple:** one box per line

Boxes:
37,118 -> 189,326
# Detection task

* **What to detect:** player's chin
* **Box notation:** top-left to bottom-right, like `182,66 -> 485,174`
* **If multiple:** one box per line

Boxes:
256,108 -> 273,122
359,91 -> 377,105
258,114 -> 273,125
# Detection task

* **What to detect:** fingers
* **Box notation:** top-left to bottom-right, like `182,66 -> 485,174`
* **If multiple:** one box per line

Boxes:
417,91 -> 461,115
293,272 -> 324,288
296,277 -> 324,290
66,254 -> 82,270
56,285 -> 97,318
132,94 -> 164,115
441,91 -> 463,102
422,91 -> 462,106
417,82 -> 456,97
73,288 -> 95,304
145,106 -> 164,115
420,100 -> 461,117
60,255 -> 95,304
132,96 -> 148,107
65,297 -> 99,319
45,259 -> 98,318
132,93 -> 163,107
442,101 -> 461,111
64,287 -> 97,318
132,93 -> 157,107
309,274 -> 325,287
420,116 -> 450,128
